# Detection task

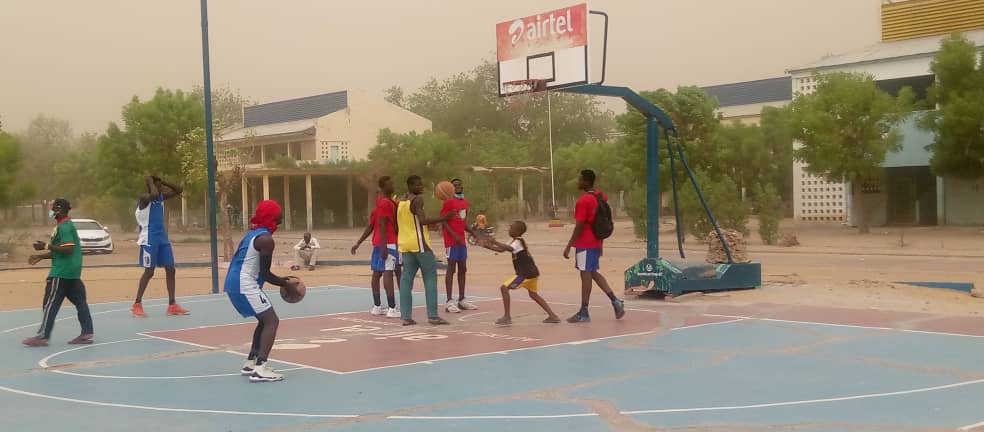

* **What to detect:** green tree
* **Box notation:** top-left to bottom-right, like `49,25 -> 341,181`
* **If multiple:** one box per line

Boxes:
759,106 -> 795,204
614,86 -> 725,237
921,33 -> 984,179
752,182 -> 782,245
714,121 -> 770,199
191,84 -> 252,134
0,132 -> 27,209
117,88 -> 205,182
17,114 -> 75,200
788,72 -> 913,233
678,169 -> 748,238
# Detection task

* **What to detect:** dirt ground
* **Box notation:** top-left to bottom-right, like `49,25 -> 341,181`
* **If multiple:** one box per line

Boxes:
1,218 -> 982,315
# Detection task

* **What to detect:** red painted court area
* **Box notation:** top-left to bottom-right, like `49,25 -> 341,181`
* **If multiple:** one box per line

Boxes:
145,301 -> 730,373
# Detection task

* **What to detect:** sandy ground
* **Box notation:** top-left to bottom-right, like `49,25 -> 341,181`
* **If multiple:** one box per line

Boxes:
1,218 -> 982,315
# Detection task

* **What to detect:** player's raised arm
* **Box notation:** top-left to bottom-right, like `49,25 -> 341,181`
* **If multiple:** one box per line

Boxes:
138,176 -> 159,209
158,177 -> 183,200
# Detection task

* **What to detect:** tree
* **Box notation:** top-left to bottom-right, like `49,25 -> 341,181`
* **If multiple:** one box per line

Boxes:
678,169 -> 748,238
752,182 -> 782,245
0,132 -> 27,209
759,106 -> 795,204
116,88 -> 205,182
614,86 -> 724,237
713,121 -> 769,199
191,84 -> 252,134
921,33 -> 984,179
788,72 -> 913,233
17,114 -> 75,200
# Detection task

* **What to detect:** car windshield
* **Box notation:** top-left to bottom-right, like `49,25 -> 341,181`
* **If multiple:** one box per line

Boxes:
74,221 -> 104,231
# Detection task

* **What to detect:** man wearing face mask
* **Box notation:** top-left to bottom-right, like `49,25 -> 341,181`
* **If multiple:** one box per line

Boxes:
22,198 -> 94,347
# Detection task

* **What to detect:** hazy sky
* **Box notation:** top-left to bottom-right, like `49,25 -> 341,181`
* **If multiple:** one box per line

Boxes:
0,0 -> 880,134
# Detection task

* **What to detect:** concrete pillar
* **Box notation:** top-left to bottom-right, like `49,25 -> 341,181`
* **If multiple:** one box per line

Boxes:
284,176 -> 292,231
305,174 -> 313,231
181,194 -> 188,227
936,176 -> 945,225
241,176 -> 249,229
346,175 -> 354,228
262,175 -> 270,201
260,145 -> 266,165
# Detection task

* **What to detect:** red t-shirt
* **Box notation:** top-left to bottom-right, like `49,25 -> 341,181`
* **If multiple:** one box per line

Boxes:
371,194 -> 398,246
574,189 -> 607,249
440,197 -> 468,247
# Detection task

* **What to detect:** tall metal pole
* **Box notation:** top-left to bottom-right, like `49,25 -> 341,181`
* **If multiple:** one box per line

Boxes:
200,0 -> 220,294
547,91 -> 556,218
645,116 -> 659,259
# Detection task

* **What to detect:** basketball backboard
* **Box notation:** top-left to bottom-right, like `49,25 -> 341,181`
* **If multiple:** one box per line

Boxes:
496,3 -> 592,97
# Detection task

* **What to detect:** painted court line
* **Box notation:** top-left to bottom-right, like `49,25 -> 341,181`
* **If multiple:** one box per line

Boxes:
702,314 -> 984,338
960,420 -> 984,431
37,337 -> 306,379
0,385 -> 358,418
1,296 -> 227,335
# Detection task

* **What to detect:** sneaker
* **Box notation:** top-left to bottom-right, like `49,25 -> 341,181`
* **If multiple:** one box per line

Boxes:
249,364 -> 284,382
308,265 -> 315,271
166,303 -> 190,316
445,300 -> 461,313
566,311 -> 591,323
67,334 -> 94,345
386,307 -> 401,318
370,305 -> 385,316
494,316 -> 512,325
241,359 -> 256,376
613,299 -> 626,320
22,336 -> 49,347
131,302 -> 147,318
428,317 -> 450,325
458,299 -> 478,310
543,316 -> 561,324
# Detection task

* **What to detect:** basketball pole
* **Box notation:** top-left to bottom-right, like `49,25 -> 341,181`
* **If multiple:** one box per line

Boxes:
547,91 -> 557,219
200,0 -> 220,295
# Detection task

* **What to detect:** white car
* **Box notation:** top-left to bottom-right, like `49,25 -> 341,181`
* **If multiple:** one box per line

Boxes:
73,218 -> 114,254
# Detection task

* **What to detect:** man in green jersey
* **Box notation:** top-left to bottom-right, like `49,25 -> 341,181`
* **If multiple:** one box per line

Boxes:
22,198 -> 94,347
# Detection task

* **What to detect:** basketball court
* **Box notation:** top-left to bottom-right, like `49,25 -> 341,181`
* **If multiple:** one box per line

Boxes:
3,285 -> 984,431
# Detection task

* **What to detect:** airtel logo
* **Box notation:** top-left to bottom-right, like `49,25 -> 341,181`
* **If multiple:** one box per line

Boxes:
508,9 -> 575,46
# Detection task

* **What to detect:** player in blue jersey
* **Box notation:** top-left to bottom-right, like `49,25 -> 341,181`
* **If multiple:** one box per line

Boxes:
131,175 -> 189,317
226,200 -> 299,383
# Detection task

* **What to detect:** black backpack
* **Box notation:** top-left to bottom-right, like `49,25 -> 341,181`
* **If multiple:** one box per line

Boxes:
590,191 -> 614,240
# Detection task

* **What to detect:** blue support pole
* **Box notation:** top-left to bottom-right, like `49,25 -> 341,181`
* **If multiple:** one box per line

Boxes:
200,0 -> 220,294
645,116 -> 659,259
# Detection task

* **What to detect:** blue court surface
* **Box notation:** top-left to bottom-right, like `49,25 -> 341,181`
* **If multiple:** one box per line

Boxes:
3,285 -> 984,431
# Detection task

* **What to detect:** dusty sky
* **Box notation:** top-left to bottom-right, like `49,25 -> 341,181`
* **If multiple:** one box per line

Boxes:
0,0 -> 880,134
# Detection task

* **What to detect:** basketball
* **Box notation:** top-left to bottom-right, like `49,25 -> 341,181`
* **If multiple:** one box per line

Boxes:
281,277 -> 306,303
435,180 -> 455,201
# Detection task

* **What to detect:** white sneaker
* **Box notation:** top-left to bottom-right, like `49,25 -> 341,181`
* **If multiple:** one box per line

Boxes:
240,359 -> 256,376
445,300 -> 461,313
370,305 -> 385,316
458,299 -> 479,310
386,307 -> 401,318
249,364 -> 284,382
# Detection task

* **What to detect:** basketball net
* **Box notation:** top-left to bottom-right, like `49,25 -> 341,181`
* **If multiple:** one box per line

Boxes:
502,79 -> 547,112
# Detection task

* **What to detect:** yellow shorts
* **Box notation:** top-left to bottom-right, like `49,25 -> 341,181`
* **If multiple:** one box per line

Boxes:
502,275 -> 538,293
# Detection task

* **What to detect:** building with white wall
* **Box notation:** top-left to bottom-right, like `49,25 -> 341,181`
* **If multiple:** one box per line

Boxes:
217,90 -> 431,231
787,0 -> 984,226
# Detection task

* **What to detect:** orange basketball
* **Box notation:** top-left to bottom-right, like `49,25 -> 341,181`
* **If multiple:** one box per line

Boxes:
280,277 -> 306,304
435,181 -> 455,201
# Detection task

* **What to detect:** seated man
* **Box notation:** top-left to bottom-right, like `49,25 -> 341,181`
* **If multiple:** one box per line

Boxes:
292,232 -> 320,271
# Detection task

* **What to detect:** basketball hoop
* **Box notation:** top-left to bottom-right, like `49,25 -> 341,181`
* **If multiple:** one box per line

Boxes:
502,79 -> 548,111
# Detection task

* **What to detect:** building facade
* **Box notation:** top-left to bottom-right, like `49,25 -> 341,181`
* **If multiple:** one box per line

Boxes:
787,0 -> 984,225
217,90 -> 431,231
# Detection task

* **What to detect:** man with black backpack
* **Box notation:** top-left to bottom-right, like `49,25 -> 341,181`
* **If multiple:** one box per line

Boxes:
563,169 -> 625,323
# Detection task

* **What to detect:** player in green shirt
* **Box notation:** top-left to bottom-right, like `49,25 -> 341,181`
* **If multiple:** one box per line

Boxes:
22,198 -> 94,347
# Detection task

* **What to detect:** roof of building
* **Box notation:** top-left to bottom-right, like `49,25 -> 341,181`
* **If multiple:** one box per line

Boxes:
788,28 -> 984,73
219,119 -> 316,142
701,77 -> 792,107
243,91 -> 348,128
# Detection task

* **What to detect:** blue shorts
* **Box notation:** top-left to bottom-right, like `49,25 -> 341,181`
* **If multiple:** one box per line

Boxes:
445,245 -> 468,261
575,248 -> 601,272
139,243 -> 175,268
370,245 -> 400,272
227,290 -> 272,318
